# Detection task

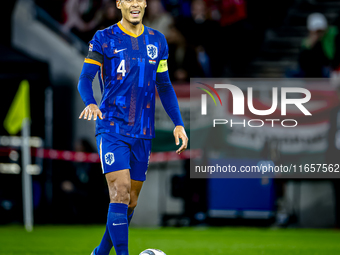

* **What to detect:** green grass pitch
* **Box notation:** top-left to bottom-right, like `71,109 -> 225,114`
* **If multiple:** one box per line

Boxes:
1,225 -> 340,254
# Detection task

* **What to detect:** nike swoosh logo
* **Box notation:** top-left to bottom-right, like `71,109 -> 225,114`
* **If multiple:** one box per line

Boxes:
114,48 -> 127,54
112,223 -> 127,226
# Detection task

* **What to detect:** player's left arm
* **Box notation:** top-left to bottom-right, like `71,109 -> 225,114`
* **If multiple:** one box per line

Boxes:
156,60 -> 188,154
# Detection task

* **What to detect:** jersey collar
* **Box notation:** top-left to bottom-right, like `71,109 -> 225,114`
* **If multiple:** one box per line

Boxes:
117,21 -> 144,38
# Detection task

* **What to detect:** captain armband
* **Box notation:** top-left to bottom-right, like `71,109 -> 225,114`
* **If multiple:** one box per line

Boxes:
157,59 -> 168,73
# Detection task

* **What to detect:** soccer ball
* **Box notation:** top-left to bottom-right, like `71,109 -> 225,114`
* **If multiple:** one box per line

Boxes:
139,249 -> 166,255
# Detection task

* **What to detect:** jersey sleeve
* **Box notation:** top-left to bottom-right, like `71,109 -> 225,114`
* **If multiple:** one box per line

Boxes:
159,33 -> 169,60
157,33 -> 169,73
84,31 -> 104,67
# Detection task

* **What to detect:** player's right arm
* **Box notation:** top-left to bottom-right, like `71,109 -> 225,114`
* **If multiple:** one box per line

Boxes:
78,32 -> 104,121
78,62 -> 103,121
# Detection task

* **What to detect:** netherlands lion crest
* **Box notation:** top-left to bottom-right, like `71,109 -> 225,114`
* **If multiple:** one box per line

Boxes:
147,44 -> 158,59
105,152 -> 115,165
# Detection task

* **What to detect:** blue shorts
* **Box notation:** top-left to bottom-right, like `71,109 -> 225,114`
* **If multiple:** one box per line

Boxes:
96,132 -> 151,181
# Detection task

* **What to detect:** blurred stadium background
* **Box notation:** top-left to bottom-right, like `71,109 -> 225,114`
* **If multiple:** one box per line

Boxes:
1,0 -> 340,254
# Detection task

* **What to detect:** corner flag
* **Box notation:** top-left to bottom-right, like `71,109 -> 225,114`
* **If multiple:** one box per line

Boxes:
4,80 -> 31,135
3,80 -> 34,231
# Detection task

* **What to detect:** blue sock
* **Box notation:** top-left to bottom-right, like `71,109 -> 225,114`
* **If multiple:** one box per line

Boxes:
128,211 -> 134,225
94,225 -> 112,255
107,203 -> 129,255
94,208 -> 134,255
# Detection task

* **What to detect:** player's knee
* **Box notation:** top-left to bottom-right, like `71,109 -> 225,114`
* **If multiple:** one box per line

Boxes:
116,183 -> 130,203
129,200 -> 137,211
109,181 -> 131,204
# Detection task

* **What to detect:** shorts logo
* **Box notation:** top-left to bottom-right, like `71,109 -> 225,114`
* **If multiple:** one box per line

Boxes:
105,152 -> 115,165
147,44 -> 158,59
89,43 -> 93,52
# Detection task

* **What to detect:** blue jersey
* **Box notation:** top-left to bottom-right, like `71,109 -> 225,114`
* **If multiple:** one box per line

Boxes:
85,22 -> 169,139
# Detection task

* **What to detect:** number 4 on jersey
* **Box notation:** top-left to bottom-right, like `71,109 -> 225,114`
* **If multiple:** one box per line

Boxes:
117,60 -> 126,77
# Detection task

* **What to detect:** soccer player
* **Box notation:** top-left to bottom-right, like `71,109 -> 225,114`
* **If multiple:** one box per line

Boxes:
77,0 -> 188,254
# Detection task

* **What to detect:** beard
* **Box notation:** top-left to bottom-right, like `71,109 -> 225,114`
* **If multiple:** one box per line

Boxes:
131,21 -> 140,26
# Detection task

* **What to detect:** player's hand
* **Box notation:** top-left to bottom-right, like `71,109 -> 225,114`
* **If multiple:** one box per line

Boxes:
174,125 -> 188,154
79,104 -> 103,121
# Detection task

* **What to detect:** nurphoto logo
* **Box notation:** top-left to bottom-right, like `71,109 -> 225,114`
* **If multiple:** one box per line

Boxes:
197,83 -> 312,128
